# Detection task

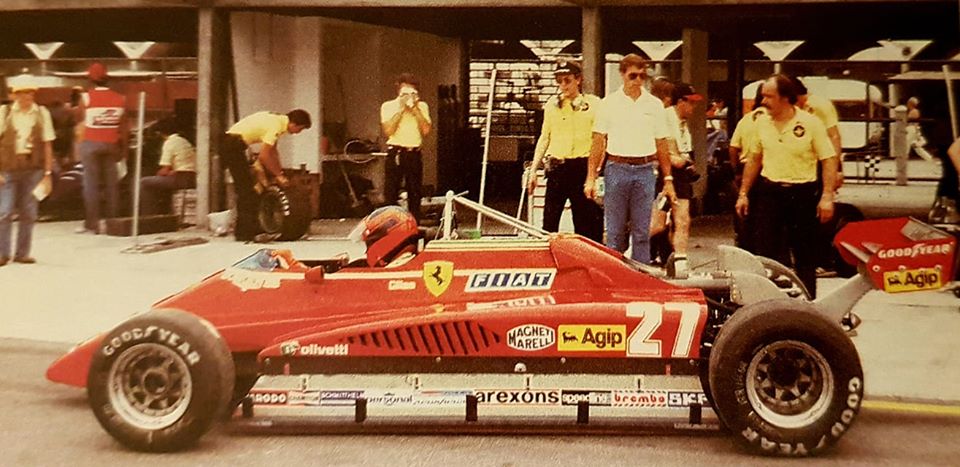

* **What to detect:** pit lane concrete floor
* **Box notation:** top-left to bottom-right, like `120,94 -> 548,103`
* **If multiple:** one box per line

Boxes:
1,215 -> 958,406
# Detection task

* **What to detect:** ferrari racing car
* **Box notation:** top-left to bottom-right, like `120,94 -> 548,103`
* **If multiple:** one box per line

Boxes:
47,194 -> 954,456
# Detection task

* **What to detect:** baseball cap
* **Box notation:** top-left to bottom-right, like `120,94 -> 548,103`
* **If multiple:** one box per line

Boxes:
672,82 -> 703,103
554,60 -> 582,76
88,62 -> 108,81
10,83 -> 38,93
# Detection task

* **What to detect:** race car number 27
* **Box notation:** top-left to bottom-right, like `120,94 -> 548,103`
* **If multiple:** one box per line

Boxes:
626,302 -> 701,358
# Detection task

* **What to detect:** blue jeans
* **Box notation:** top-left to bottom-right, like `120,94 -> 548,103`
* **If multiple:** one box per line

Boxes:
0,169 -> 43,259
79,141 -> 119,231
603,161 -> 656,263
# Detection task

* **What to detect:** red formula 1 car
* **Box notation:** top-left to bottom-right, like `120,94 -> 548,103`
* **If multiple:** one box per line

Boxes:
47,195 -> 952,456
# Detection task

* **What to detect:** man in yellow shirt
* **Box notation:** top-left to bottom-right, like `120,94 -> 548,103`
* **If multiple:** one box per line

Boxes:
794,78 -> 843,187
222,109 -> 311,241
735,74 -> 838,297
381,73 -> 431,221
527,60 -> 602,242
728,86 -> 765,251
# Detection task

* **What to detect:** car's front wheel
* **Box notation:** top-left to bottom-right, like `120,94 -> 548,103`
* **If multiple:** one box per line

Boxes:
87,310 -> 235,452
708,299 -> 863,456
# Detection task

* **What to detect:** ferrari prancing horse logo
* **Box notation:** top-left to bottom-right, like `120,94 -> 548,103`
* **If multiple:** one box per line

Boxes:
423,261 -> 454,297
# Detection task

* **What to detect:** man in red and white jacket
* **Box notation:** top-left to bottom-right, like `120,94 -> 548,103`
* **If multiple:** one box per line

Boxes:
76,62 -> 127,234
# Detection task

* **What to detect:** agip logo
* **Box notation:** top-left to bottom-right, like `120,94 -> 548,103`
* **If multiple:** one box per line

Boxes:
557,325 -> 626,352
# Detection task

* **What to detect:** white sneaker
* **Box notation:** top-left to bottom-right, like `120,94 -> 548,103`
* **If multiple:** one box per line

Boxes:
74,226 -> 97,234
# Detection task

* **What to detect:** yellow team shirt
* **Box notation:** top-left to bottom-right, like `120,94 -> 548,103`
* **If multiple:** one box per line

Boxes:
381,99 -> 431,148
802,94 -> 839,129
730,108 -> 766,158
748,108 -> 836,183
227,112 -> 289,146
534,94 -> 600,159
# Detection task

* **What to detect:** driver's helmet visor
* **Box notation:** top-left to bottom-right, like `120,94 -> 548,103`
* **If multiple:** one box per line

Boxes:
348,220 -> 366,244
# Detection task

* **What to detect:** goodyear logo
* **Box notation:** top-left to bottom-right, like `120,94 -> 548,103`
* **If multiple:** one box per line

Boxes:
464,269 -> 555,292
557,325 -> 625,352
883,268 -> 941,293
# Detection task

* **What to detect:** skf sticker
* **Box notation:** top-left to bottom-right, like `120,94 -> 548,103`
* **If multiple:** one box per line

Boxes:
464,269 -> 555,292
557,325 -> 625,352
883,268 -> 941,293
506,324 -> 555,351
423,261 -> 454,297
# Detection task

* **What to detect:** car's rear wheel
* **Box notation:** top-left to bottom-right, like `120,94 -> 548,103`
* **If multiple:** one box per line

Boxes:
708,299 -> 863,456
87,310 -> 235,452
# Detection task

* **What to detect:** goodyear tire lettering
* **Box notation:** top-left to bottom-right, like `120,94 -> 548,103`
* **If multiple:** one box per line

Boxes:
101,325 -> 202,366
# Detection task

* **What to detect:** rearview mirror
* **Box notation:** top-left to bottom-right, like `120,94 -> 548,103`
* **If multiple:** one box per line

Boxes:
305,266 -> 325,284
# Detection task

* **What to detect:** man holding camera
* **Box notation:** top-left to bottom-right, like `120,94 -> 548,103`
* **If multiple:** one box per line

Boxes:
527,60 -> 603,243
381,73 -> 431,221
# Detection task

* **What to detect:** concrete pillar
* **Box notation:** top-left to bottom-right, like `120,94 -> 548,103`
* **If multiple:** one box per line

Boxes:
892,105 -> 908,186
196,8 -> 230,227
581,6 -> 603,96
681,28 -> 709,204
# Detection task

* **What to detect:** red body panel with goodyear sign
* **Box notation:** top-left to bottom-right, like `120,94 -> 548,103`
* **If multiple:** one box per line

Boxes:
834,217 -> 956,293
47,235 -> 707,387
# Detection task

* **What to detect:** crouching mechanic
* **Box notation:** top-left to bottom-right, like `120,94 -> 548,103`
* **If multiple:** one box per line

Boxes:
222,109 -> 311,242
349,206 -> 420,267
527,60 -> 603,243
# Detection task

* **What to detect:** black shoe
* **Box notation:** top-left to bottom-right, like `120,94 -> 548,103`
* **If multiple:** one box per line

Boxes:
253,233 -> 281,244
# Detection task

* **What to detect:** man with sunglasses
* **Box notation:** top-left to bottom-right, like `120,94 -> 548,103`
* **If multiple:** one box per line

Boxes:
585,54 -> 674,264
381,73 -> 431,221
527,60 -> 603,242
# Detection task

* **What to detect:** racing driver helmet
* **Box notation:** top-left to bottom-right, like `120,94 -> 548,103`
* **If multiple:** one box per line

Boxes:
349,206 -> 419,267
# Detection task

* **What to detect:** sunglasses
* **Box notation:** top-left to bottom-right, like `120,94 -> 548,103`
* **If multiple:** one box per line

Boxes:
626,72 -> 644,81
555,76 -> 577,85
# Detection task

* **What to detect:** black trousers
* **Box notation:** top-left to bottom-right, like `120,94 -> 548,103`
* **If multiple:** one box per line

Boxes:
752,178 -> 820,297
221,134 -> 260,241
542,157 -> 604,243
385,146 -> 423,221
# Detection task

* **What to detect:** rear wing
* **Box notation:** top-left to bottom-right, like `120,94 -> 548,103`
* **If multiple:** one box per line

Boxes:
834,217 -> 955,293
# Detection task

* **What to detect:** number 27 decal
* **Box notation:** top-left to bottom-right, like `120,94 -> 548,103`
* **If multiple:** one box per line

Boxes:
626,302 -> 702,358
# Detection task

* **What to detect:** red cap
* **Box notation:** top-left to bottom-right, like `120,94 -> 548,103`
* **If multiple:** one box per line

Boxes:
88,62 -> 108,81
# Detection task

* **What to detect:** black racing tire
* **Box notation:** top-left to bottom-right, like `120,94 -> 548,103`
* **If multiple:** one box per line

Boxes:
708,299 -> 863,457
758,257 -> 813,301
87,310 -> 235,452
258,185 -> 312,241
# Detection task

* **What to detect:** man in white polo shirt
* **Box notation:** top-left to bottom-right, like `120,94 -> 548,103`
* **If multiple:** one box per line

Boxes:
585,54 -> 674,264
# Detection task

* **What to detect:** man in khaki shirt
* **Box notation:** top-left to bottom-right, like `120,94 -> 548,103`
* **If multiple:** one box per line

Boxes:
0,83 -> 55,265
381,73 -> 431,221
527,60 -> 602,242
735,74 -> 838,297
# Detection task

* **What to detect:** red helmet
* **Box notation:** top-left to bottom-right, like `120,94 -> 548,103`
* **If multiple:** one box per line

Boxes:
349,206 -> 418,267
88,62 -> 108,82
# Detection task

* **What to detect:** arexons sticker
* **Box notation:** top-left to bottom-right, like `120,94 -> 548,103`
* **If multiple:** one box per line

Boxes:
475,389 -> 561,405
506,324 -> 555,351
557,325 -> 626,351
464,269 -> 555,292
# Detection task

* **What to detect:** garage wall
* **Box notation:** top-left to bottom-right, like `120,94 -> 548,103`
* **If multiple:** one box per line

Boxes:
231,12 -> 460,189
322,18 -> 461,189
231,12 -> 323,173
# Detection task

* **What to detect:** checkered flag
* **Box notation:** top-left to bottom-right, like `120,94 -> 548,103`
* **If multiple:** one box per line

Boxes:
864,155 -> 879,180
